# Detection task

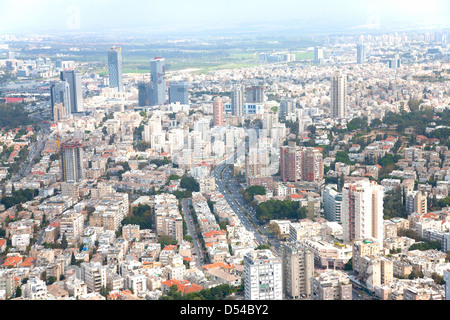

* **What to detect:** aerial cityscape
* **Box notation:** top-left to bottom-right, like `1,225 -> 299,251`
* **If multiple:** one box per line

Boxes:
1,0 -> 450,304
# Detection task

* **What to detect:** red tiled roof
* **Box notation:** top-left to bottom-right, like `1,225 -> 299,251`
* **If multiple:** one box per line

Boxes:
2,256 -> 23,267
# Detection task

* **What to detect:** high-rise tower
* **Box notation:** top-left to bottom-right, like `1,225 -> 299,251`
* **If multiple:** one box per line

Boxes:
60,70 -> 83,113
149,57 -> 166,106
108,46 -> 123,92
50,81 -> 71,120
168,81 -> 189,105
231,85 -> 244,117
330,70 -> 347,119
61,141 -> 84,182
342,180 -> 384,248
212,96 -> 224,126
357,43 -> 366,64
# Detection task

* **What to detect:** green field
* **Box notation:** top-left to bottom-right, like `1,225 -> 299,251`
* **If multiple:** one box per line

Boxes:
295,52 -> 314,60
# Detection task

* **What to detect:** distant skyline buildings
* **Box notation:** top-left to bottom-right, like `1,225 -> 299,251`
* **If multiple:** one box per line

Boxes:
245,85 -> 264,103
138,82 -> 151,106
279,97 -> 295,121
314,46 -> 324,64
357,43 -> 366,64
50,80 -> 70,120
107,46 -> 123,92
212,96 -> 224,126
231,84 -> 244,117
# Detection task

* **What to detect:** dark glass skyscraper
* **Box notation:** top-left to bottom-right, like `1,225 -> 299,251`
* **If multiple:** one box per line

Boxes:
168,81 -> 189,105
138,82 -> 152,106
50,81 -> 71,120
60,70 -> 83,113
108,46 -> 123,92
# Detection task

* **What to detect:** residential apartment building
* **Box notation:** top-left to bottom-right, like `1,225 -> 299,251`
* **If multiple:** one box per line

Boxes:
342,180 -> 384,248
281,242 -> 314,299
312,270 -> 352,300
244,250 -> 282,300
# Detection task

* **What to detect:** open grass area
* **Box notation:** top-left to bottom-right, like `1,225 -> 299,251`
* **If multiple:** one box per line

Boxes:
295,51 -> 314,60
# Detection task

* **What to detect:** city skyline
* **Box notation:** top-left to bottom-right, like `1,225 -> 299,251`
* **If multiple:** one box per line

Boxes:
1,0 -> 450,305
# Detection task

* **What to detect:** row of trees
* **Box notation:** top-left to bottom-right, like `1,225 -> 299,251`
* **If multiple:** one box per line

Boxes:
159,283 -> 236,300
0,188 -> 39,210
255,200 -> 307,222
0,103 -> 33,129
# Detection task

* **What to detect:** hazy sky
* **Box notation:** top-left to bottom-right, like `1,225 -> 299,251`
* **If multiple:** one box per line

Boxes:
1,0 -> 449,34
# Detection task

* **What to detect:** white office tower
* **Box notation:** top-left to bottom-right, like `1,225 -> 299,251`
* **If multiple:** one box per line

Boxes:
244,250 -> 282,300
314,47 -> 324,64
61,141 -> 84,182
342,180 -> 384,248
282,243 -> 314,299
330,70 -> 347,119
231,84 -> 244,117
107,46 -> 123,92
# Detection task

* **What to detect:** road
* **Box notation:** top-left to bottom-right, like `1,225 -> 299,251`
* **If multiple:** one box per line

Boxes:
11,110 -> 51,182
181,198 -> 205,268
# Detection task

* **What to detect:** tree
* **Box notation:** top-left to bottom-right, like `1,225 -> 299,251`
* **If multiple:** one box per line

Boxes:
307,125 -> 316,135
47,276 -> 57,285
255,200 -> 302,222
180,176 -> 200,192
59,232 -> 69,249
267,223 -> 281,238
344,258 -> 353,271
135,140 -> 151,151
431,272 -> 445,285
122,204 -> 153,229
334,151 -> 351,165
243,185 -> 266,203
100,285 -> 111,297
370,118 -> 382,128
159,235 -> 177,248
71,252 -> 77,266
15,286 -> 22,298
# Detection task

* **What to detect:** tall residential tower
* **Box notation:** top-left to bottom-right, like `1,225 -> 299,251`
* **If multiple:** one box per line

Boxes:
330,70 -> 347,119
